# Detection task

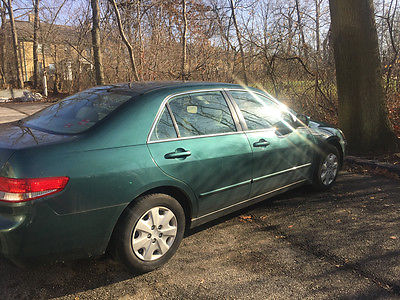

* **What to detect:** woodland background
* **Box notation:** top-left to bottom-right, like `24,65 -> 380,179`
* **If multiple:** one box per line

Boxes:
1,0 -> 400,138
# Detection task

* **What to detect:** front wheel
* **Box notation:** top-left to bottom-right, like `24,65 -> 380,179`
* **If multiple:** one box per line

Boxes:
312,144 -> 340,190
111,193 -> 185,274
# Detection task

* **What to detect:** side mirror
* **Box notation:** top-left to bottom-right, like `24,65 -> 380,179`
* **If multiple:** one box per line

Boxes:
296,114 -> 310,127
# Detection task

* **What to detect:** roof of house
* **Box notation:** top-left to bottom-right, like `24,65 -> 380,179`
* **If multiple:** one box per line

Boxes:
1,20 -> 83,44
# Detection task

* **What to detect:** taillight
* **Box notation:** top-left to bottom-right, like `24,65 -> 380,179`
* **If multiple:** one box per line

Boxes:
0,176 -> 69,203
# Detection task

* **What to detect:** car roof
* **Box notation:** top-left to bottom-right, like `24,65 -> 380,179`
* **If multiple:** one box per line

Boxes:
95,81 -> 247,96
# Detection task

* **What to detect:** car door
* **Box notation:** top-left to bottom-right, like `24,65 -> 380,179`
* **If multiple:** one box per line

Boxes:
227,90 -> 314,198
147,90 -> 253,217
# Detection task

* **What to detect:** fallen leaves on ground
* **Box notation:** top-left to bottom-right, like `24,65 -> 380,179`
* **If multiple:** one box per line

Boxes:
345,162 -> 400,181
239,215 -> 253,223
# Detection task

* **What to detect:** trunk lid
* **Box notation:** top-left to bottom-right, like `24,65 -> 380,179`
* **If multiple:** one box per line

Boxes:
0,123 -> 77,169
0,148 -> 13,170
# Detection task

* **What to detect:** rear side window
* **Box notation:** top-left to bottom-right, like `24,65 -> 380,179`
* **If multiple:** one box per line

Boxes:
23,90 -> 133,134
168,91 -> 236,137
149,107 -> 177,141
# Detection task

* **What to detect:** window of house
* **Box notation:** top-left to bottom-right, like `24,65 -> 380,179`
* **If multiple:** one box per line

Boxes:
48,64 -> 56,75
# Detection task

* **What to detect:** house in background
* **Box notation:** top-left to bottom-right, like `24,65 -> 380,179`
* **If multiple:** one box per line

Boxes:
0,14 -> 92,91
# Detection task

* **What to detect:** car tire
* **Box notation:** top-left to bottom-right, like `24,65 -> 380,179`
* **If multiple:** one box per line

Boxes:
312,144 -> 340,191
111,193 -> 186,274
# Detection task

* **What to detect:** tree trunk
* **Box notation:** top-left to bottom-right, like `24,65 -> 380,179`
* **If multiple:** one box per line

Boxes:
136,0 -> 144,80
109,0 -> 139,81
0,2 -> 6,87
315,0 -> 321,53
7,0 -> 23,88
41,44 -> 47,96
33,0 -> 40,88
53,44 -> 59,94
287,7 -> 294,55
181,0 -> 188,81
329,0 -> 399,153
229,0 -> 248,85
295,0 -> 306,56
90,0 -> 104,85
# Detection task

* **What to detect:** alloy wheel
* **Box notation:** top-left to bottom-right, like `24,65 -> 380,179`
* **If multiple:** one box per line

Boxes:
320,153 -> 338,186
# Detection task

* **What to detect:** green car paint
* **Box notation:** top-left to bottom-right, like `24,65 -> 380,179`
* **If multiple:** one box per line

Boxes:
148,133 -> 253,217
0,82 -> 346,265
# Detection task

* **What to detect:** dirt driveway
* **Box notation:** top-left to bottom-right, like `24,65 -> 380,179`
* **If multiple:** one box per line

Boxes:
1,172 -> 400,299
0,102 -> 49,124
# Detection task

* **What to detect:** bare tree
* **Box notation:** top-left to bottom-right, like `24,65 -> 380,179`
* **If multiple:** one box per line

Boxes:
33,0 -> 40,88
109,0 -> 139,81
230,0 -> 248,85
3,0 -> 23,88
4,0 -> 399,147
90,0 -> 104,85
295,0 -> 306,55
181,0 -> 188,81
315,0 -> 321,53
0,1 -> 6,86
136,0 -> 144,78
329,0 -> 398,152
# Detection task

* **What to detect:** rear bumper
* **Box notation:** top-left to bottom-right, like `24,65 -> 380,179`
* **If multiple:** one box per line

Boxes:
0,201 -> 126,266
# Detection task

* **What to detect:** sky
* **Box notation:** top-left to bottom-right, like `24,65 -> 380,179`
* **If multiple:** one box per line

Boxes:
9,0 -> 86,26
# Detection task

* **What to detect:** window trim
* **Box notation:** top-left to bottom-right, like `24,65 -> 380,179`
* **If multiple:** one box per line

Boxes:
147,89 -> 242,143
166,102 -> 181,138
148,104 -> 179,141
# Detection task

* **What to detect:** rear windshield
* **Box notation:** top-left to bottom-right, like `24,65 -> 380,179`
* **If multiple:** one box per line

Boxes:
23,90 -> 133,134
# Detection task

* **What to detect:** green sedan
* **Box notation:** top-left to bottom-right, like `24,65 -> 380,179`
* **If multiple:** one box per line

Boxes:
0,82 -> 345,273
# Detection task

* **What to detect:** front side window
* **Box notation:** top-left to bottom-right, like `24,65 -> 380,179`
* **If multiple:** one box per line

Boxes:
167,91 -> 236,138
229,91 -> 293,131
23,90 -> 133,134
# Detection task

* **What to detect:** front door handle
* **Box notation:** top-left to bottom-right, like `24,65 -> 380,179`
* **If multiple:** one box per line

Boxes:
164,148 -> 192,159
253,139 -> 270,148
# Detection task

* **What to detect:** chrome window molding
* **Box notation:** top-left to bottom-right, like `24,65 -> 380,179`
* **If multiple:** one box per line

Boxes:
146,87 -> 307,144
147,88 -> 240,144
147,130 -> 247,144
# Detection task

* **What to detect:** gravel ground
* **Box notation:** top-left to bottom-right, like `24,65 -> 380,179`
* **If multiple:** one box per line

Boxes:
1,172 -> 400,299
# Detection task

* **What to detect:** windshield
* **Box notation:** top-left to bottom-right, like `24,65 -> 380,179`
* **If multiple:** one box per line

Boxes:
23,90 -> 133,134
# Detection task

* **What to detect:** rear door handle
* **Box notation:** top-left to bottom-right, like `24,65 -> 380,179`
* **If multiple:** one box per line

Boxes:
253,139 -> 270,148
164,148 -> 192,159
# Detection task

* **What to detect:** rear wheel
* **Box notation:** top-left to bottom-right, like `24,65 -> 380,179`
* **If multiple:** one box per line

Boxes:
111,193 -> 185,273
312,144 -> 340,190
